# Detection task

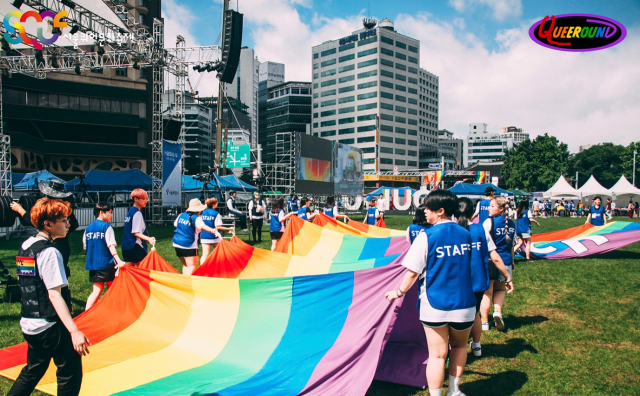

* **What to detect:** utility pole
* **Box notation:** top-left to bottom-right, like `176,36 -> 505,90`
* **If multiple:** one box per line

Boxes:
575,171 -> 579,189
215,0 -> 229,175
633,150 -> 637,187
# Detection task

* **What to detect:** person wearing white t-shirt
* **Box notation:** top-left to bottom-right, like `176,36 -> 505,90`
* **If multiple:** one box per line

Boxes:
172,199 -> 221,275
377,193 -> 387,218
8,199 -> 89,396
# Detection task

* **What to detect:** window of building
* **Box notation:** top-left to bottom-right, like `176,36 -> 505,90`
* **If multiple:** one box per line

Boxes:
408,87 -> 418,94
408,77 -> 418,84
321,48 -> 337,57
396,84 -> 406,92
396,73 -> 406,81
116,68 -> 127,77
396,41 -> 407,49
358,59 -> 377,68
381,36 -> 394,45
396,116 -> 406,123
357,102 -> 377,111
408,108 -> 417,115
321,89 -> 336,97
358,48 -> 377,57
408,119 -> 418,125
339,127 -> 355,134
313,112 -> 318,118
313,83 -> 318,89
321,110 -> 336,117
396,95 -> 406,102
339,86 -> 355,94
321,99 -> 336,107
380,102 -> 394,110
357,114 -> 377,122
408,150 -> 417,156
396,105 -> 406,113
339,117 -> 354,124
408,45 -> 418,53
408,139 -> 418,146
321,79 -> 336,87
357,125 -> 376,132
358,70 -> 377,79
396,127 -> 406,134
321,69 -> 336,77
339,106 -> 355,114
321,59 -> 336,67
380,124 -> 393,132
380,113 -> 393,121
408,129 -> 418,136
358,81 -> 377,90
314,53 -> 319,59
339,75 -> 355,83
395,148 -> 406,155
339,54 -> 355,63
395,138 -> 406,144
408,98 -> 418,104
339,64 -> 355,73
340,138 -> 355,144
313,102 -> 318,108
408,56 -> 418,64
358,36 -> 378,46
381,91 -> 393,99
395,159 -> 406,165
313,122 -> 318,128
361,147 -> 375,153
381,59 -> 394,67
339,96 -> 355,104
363,158 -> 376,164
321,130 -> 336,136
408,66 -> 418,74
381,48 -> 393,56
380,81 -> 393,89
380,147 -> 393,154
380,158 -> 393,165
313,63 -> 319,69
321,120 -> 337,127
339,43 -> 355,52
408,160 -> 417,167
358,136 -> 375,143
380,136 -> 394,143
395,52 -> 406,60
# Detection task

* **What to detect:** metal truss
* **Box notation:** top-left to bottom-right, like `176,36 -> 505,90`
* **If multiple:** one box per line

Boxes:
0,76 -> 11,197
363,170 -> 486,177
150,18 -> 164,224
174,36 -> 186,182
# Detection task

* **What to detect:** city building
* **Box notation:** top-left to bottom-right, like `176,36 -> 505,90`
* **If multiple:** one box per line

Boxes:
311,18 -> 439,172
225,47 -> 259,148
438,129 -> 464,170
2,0 -> 159,177
464,123 -> 529,168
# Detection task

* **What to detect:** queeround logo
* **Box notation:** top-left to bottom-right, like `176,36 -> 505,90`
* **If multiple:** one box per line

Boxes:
3,10 -> 68,50
529,14 -> 626,52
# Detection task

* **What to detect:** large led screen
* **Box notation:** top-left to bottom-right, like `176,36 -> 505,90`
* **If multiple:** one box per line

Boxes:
334,143 -> 363,196
295,133 -> 335,195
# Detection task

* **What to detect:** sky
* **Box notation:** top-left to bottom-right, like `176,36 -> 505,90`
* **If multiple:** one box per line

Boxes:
161,0 -> 640,153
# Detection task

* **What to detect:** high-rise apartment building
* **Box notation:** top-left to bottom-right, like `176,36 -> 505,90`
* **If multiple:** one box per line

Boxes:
226,47 -> 260,148
311,18 -> 439,172
464,123 -> 529,167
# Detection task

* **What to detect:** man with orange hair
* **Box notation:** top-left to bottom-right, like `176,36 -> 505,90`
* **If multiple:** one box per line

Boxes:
122,189 -> 156,265
8,199 -> 89,396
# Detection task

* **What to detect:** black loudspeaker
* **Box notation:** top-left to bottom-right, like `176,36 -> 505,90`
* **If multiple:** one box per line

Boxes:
217,10 -> 243,84
163,118 -> 183,141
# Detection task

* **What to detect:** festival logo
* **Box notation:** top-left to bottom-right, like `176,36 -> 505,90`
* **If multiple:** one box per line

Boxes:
529,14 -> 626,52
3,10 -> 67,50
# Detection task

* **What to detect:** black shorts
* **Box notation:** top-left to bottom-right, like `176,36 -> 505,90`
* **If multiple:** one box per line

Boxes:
489,261 -> 512,281
89,267 -> 116,283
270,231 -> 284,240
474,291 -> 484,313
175,247 -> 198,258
421,320 -> 475,331
122,244 -> 147,263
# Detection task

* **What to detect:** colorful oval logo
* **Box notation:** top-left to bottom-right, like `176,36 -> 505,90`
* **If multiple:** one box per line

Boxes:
529,14 -> 626,52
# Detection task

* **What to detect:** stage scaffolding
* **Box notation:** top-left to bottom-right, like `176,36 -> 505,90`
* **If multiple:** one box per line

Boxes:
262,132 -> 296,195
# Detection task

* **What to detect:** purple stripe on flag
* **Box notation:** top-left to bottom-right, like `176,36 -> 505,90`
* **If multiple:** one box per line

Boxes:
300,263 -> 405,395
544,230 -> 640,259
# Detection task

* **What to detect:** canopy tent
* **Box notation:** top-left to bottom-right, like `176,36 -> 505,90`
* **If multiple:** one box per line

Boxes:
448,183 -> 513,197
11,173 -> 25,187
13,170 -> 64,191
610,175 -> 640,208
578,175 -> 612,197
65,169 -> 152,192
182,176 -> 216,192
511,189 -> 532,197
366,186 -> 416,201
543,175 -> 581,199
220,174 -> 258,192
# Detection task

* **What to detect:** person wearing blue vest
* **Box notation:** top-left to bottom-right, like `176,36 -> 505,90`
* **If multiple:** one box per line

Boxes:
406,204 -> 432,244
586,196 -> 607,226
364,197 -> 380,225
200,197 -> 235,265
480,196 -> 515,332
269,198 -> 295,251
456,197 -> 513,359
122,189 -> 156,266
297,198 -> 317,222
385,190 -> 476,396
471,186 -> 495,224
323,195 -> 349,221
8,199 -> 88,396
289,195 -> 299,213
513,200 -> 541,261
84,202 -> 125,311
173,198 -> 222,275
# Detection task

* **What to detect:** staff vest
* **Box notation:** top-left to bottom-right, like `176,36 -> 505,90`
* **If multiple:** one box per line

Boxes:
122,206 -> 147,251
173,213 -> 199,247
515,209 -> 531,233
408,223 -> 431,244
491,215 -> 515,266
200,209 -> 220,240
366,207 -> 377,225
468,223 -> 490,292
270,210 -> 283,232
84,219 -> 114,271
478,199 -> 491,224
590,205 -> 605,226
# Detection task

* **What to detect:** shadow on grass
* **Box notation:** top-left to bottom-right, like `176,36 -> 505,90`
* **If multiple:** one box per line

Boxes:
461,370 -> 527,395
366,380 -> 423,396
597,250 -> 640,260
0,314 -> 20,323
475,338 -> 538,360
505,315 -> 548,331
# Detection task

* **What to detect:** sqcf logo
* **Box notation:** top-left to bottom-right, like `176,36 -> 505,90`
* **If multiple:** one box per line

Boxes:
529,14 -> 626,52
3,10 -> 68,50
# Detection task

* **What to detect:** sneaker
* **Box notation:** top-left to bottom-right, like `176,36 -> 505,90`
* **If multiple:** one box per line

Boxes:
446,390 -> 466,396
493,312 -> 505,331
481,321 -> 490,331
469,341 -> 481,357
242,229 -> 250,234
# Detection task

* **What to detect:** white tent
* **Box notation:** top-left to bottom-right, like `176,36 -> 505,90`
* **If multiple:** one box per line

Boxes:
543,175 -> 581,199
578,175 -> 612,198
610,175 -> 640,208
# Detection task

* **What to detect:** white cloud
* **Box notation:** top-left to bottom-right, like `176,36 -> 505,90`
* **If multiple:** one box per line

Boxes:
448,0 -> 523,21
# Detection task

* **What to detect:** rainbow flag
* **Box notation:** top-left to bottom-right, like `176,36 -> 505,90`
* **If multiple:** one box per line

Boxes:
0,264 -> 427,395
275,215 -> 408,258
312,212 -> 384,237
433,171 -> 445,189
476,171 -> 487,184
523,221 -> 640,259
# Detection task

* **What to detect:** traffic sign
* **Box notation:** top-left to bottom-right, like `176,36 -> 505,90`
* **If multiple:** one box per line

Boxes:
393,165 -> 399,175
226,142 -> 250,168
252,169 -> 259,178
428,164 -> 441,169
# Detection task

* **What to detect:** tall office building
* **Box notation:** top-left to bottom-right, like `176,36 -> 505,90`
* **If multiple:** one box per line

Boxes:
226,47 -> 260,148
257,61 -> 286,162
311,18 -> 439,172
464,123 -> 529,167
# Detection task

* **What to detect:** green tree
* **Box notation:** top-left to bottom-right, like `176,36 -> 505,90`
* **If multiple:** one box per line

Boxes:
567,143 -> 628,189
502,133 -> 570,191
621,141 -> 640,187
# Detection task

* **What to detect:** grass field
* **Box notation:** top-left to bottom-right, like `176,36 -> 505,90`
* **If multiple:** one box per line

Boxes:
1,215 -> 639,395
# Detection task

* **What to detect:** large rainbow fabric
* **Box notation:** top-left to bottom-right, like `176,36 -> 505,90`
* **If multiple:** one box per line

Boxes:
0,264 -> 424,395
476,171 -> 487,184
526,221 -> 640,259
312,212 -> 400,237
275,215 -> 407,257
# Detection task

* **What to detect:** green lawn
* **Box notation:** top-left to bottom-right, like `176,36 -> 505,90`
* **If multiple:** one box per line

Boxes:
1,216 -> 639,395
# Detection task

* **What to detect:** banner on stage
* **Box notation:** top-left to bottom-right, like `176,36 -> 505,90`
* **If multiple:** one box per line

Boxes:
162,140 -> 182,206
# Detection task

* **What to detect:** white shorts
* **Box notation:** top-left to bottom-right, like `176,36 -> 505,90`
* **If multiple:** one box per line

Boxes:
201,239 -> 221,245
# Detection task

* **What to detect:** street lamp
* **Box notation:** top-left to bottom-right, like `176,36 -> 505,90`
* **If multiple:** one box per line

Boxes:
633,149 -> 638,187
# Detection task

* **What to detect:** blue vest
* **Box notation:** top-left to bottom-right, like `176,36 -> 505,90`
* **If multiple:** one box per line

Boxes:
297,207 -> 309,221
468,223 -> 490,292
290,200 -> 299,212
424,223 -> 475,310
173,213 -> 199,247
408,224 -> 430,244
491,215 -> 515,266
270,209 -> 283,232
84,220 -> 114,271
590,205 -> 605,226
478,199 -> 491,224
200,208 -> 219,241
366,207 -> 377,225
515,209 -> 531,233
122,206 -> 147,251
324,206 -> 335,218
